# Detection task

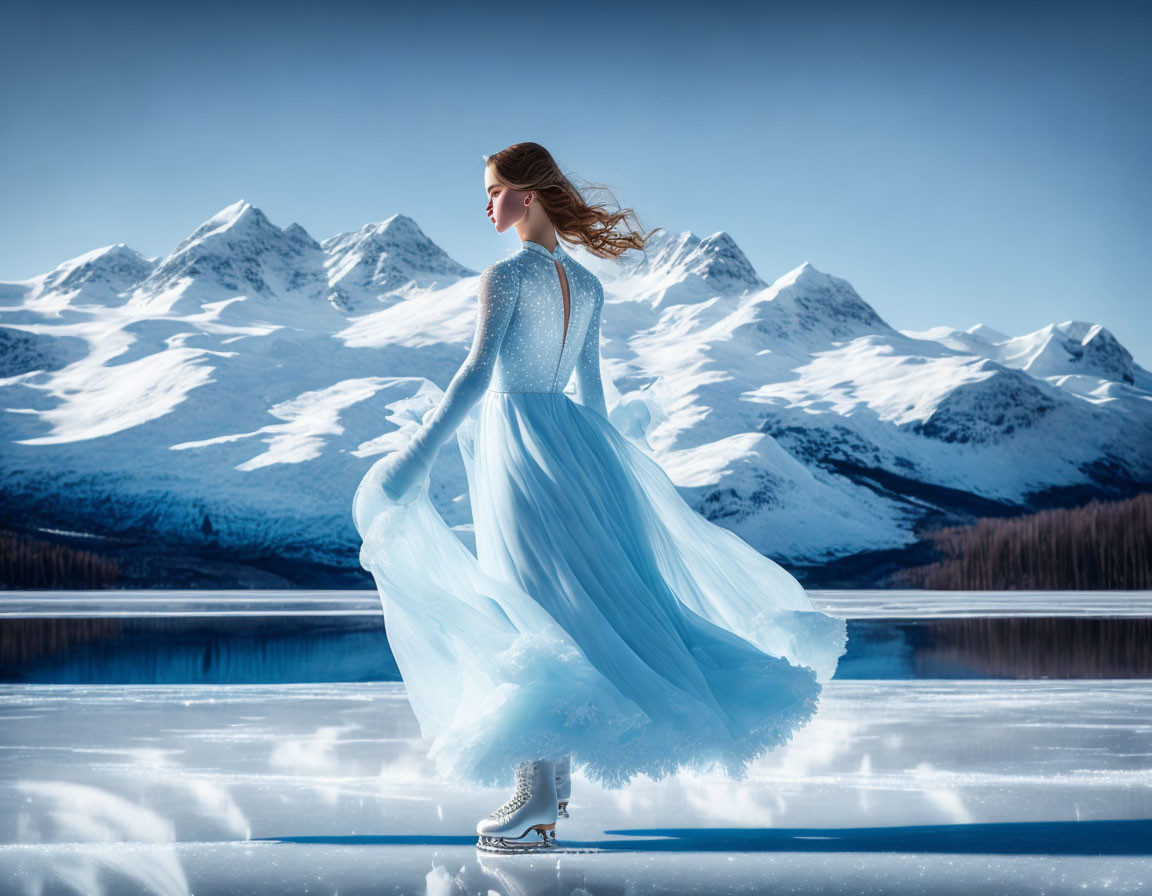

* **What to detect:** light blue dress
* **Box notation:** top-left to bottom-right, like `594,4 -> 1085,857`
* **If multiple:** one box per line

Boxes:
352,237 -> 847,788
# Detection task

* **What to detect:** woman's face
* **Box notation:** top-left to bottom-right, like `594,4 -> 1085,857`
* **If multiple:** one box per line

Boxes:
484,165 -> 530,233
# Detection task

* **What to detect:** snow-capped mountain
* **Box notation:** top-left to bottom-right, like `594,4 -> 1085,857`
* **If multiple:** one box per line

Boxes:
6,244 -> 157,314
905,320 -> 1141,390
130,200 -> 334,320
322,214 -> 476,313
580,228 -> 768,316
1,201 -> 1148,586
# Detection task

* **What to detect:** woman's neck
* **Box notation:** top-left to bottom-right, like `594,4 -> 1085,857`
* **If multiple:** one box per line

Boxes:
517,226 -> 557,253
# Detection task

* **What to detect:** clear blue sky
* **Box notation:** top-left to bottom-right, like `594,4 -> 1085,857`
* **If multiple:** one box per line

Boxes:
2,0 -> 1149,367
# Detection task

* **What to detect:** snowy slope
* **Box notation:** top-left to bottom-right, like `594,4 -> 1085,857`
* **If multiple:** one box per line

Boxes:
1,201 -> 1148,583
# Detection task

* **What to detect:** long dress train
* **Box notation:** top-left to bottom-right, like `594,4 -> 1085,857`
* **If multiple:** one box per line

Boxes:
352,238 -> 847,788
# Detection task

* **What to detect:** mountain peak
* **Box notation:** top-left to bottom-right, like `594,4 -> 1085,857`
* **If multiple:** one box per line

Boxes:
50,242 -> 148,273
193,199 -> 266,235
916,319 -> 1139,386
161,201 -> 282,266
321,214 -> 474,312
629,229 -> 766,295
766,261 -> 892,338
140,201 -> 329,308
34,243 -> 155,302
774,260 -> 837,292
792,260 -> 825,280
371,213 -> 421,236
1049,320 -> 1135,384
282,222 -> 321,250
966,323 -> 1010,343
211,198 -> 254,222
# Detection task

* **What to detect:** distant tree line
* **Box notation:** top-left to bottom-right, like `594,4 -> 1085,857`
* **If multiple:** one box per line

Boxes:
3,491 -> 1149,591
0,529 -> 119,589
890,492 -> 1152,589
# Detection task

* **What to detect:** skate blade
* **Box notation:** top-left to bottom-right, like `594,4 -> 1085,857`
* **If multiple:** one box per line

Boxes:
476,824 -> 557,854
477,839 -> 604,856
476,838 -> 555,854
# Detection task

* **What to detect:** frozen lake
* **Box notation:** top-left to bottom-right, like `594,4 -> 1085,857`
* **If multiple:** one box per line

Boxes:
0,679 -> 1148,895
4,589 -> 1151,683
5,588 -> 1152,617
1,589 -> 1148,892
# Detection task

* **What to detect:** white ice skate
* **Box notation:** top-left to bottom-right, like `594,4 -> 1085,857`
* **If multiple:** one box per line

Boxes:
554,754 -> 571,818
476,759 -> 558,853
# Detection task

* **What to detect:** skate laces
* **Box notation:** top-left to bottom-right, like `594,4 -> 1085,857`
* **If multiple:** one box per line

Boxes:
488,763 -> 535,820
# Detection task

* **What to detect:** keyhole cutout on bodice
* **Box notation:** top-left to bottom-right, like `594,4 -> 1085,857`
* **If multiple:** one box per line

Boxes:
555,259 -> 571,354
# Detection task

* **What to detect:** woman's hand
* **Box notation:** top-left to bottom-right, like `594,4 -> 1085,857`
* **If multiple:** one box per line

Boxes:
377,452 -> 426,505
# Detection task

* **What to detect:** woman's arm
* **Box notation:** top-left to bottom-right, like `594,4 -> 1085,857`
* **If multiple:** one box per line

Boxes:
573,278 -> 608,418
379,263 -> 520,501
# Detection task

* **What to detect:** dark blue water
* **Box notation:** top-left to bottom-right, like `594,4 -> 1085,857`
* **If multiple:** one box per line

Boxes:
1,591 -> 1149,683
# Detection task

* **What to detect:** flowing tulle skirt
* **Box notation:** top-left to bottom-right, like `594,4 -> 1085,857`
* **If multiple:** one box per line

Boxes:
352,389 -> 847,788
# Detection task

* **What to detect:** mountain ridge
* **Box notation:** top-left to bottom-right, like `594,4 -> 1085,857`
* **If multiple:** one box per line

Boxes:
1,200 -> 1147,587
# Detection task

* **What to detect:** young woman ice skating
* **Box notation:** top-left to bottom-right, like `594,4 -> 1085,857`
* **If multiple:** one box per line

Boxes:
351,142 -> 847,853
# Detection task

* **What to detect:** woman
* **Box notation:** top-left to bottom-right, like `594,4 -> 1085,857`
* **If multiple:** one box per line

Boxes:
351,142 -> 847,853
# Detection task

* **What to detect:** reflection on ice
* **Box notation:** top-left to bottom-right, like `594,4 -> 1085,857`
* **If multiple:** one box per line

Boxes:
910,762 -> 973,825
269,724 -> 360,776
5,589 -> 1151,684
16,779 -> 177,843
12,780 -> 191,896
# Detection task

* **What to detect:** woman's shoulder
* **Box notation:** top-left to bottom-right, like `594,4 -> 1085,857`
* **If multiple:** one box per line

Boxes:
478,255 -> 526,298
481,254 -> 525,277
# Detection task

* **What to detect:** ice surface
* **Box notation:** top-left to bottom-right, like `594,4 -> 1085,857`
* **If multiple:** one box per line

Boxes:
806,588 -> 1152,618
0,680 -> 1148,894
0,589 -> 385,618
5,588 -> 1150,618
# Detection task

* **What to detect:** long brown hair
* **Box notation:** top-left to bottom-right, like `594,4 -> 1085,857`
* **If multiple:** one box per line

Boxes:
484,142 -> 662,260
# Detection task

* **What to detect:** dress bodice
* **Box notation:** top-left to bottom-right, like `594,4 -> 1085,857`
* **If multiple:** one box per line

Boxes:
377,237 -> 608,501
488,239 -> 601,394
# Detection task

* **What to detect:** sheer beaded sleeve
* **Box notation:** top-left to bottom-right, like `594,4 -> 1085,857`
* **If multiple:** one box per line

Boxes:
573,278 -> 608,418
379,263 -> 521,502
